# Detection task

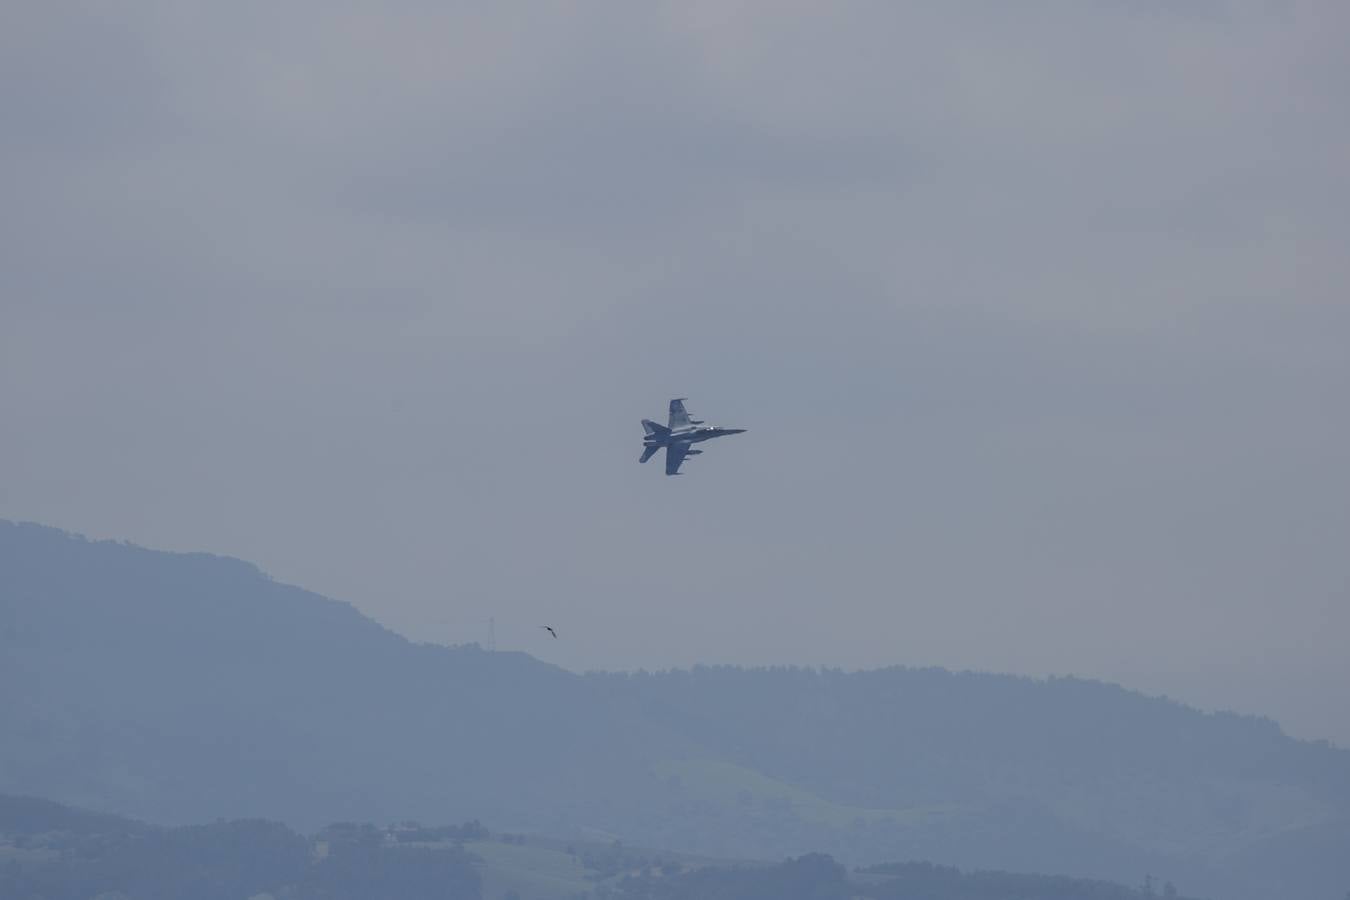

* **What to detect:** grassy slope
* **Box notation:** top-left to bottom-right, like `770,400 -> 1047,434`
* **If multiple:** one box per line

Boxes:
653,758 -> 960,830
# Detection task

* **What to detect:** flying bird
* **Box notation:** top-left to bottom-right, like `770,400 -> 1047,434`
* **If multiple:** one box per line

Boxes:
541,625 -> 558,639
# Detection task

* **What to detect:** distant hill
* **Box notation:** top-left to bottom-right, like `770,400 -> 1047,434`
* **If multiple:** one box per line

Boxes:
0,792 -> 150,837
0,793 -> 1203,900
3,520 -> 1348,899
0,793 -> 477,900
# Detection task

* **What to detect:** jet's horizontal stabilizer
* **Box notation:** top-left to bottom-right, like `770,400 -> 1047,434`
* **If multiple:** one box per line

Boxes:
639,445 -> 660,464
642,419 -> 670,438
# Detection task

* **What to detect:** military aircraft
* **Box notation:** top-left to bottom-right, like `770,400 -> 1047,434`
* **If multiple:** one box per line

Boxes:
640,398 -> 746,475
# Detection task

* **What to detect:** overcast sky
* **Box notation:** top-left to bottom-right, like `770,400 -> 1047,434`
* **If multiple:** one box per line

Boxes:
3,2 -> 1347,744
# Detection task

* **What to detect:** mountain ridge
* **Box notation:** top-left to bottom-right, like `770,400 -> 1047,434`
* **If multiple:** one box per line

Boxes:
3,519 -> 1347,898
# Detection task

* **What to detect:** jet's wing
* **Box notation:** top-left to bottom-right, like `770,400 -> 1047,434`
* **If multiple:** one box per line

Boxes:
665,443 -> 691,476
668,398 -> 693,430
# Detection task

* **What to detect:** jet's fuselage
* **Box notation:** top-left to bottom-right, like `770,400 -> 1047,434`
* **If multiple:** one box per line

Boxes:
644,426 -> 743,448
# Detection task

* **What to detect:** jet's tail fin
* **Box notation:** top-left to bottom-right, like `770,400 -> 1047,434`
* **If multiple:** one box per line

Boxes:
642,419 -> 670,438
639,445 -> 660,464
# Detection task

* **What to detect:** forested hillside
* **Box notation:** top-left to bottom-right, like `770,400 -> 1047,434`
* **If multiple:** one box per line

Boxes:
0,794 -> 1203,900
3,521 -> 1347,898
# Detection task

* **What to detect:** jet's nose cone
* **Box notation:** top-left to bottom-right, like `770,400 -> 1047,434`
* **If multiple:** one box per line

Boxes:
727,428 -> 747,435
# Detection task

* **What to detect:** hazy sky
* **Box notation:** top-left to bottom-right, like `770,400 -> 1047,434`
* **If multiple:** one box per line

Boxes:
4,3 -> 1347,744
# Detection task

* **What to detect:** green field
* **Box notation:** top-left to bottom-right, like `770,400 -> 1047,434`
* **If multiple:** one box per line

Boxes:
465,839 -> 591,900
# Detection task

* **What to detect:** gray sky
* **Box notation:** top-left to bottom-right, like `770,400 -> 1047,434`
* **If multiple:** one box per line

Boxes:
4,2 -> 1348,744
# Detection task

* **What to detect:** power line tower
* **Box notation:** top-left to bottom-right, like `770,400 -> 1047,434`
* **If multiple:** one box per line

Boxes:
487,616 -> 496,652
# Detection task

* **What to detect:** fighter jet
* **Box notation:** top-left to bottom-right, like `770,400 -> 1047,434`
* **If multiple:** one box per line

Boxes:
640,398 -> 746,475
